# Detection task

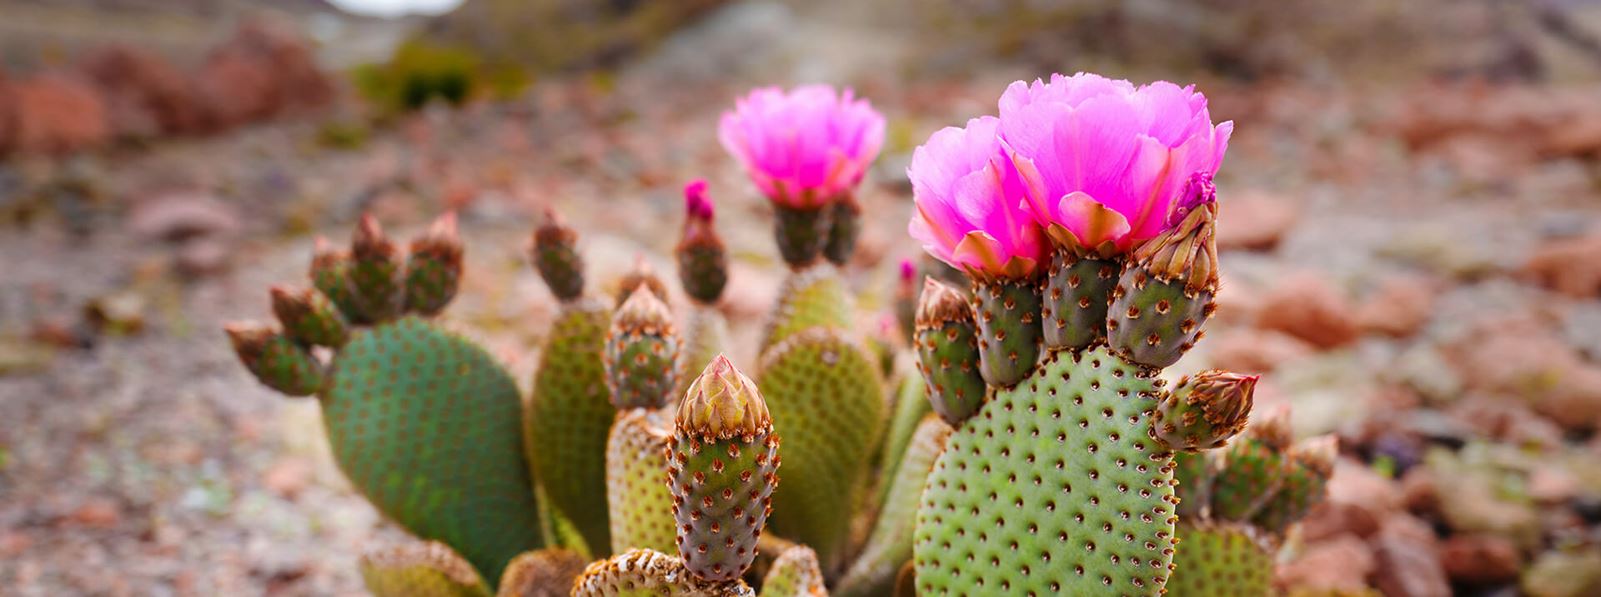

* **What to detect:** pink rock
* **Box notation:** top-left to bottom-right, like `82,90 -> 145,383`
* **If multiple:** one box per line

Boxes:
80,45 -> 204,137
1208,328 -> 1315,373
263,458 -> 313,499
1523,231 -> 1601,298
1217,189 -> 1298,251
1356,275 -> 1437,337
1440,534 -> 1521,586
1372,514 -> 1450,597
1447,316 -> 1601,431
6,73 -> 109,156
1256,272 -> 1359,349
1326,457 -> 1405,520
1300,501 -> 1383,542
1277,533 -> 1376,592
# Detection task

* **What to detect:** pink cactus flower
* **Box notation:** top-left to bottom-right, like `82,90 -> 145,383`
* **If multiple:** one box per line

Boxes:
907,116 -> 1049,280
718,85 -> 886,209
997,73 -> 1233,254
683,179 -> 715,220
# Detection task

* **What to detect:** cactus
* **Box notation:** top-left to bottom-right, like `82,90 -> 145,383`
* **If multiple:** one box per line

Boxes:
526,210 -> 616,556
228,214 -> 544,586
905,74 -> 1258,595
224,76 -> 1327,597
1167,410 -> 1337,596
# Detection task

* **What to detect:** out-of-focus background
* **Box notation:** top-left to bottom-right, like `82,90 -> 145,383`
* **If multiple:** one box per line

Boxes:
1,0 -> 1600,595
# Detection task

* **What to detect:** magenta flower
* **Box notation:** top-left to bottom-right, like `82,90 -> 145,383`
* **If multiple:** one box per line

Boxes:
907,116 -> 1049,280
997,73 -> 1233,254
718,85 -> 886,209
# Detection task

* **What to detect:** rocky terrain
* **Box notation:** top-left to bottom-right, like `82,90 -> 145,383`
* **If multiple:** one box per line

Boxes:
2,1 -> 1601,595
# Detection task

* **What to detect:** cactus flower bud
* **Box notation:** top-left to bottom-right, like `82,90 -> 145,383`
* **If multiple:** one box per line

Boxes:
270,285 -> 348,348
893,259 -> 919,343
604,287 -> 680,410
1155,370 -> 1257,452
1106,185 -> 1220,369
970,276 -> 1044,388
532,207 -> 586,302
404,211 -> 464,316
668,354 -> 780,583
309,237 -> 360,321
1041,252 -> 1122,352
226,322 -> 324,396
677,180 -> 728,305
914,278 -> 987,425
346,214 -> 406,323
823,193 -> 862,266
616,255 -> 669,307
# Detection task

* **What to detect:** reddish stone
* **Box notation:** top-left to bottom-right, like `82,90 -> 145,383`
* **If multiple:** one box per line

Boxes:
1256,273 -> 1359,349
6,73 -> 109,156
1277,533 -> 1376,592
1372,514 -> 1451,597
1356,275 -> 1437,337
1208,328 -> 1316,373
80,45 -> 205,136
1523,231 -> 1601,298
1217,190 -> 1298,251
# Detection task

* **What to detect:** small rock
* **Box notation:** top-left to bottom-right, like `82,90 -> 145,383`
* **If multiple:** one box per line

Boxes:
67,498 -> 121,528
0,531 -> 31,557
1440,534 -> 1521,586
1372,514 -> 1450,597
1356,275 -> 1436,337
1207,328 -> 1316,373
1327,457 -> 1405,518
83,291 -> 145,336
1399,468 -> 1439,515
128,192 -> 241,242
1300,501 -> 1383,542
1277,533 -> 1376,592
5,72 -> 109,156
263,458 -> 313,499
1529,467 -> 1580,504
1447,316 -> 1601,432
1523,231 -> 1601,298
1217,190 -> 1298,251
175,236 -> 234,277
1521,548 -> 1601,597
1256,273 -> 1359,349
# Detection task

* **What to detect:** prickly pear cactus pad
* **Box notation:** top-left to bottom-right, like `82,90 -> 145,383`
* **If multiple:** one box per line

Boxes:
838,415 -> 951,597
230,214 -> 544,587
360,541 -> 489,597
527,297 -> 614,555
759,264 -> 853,353
572,549 -> 755,597
1165,522 -> 1274,597
605,408 -> 676,555
328,317 -> 544,584
761,545 -> 828,597
913,347 -> 1177,594
756,327 -> 885,571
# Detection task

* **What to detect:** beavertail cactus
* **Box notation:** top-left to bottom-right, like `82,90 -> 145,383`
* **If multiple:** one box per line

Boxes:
1167,409 -> 1337,596
526,209 -> 616,556
907,74 -> 1249,594
676,180 -> 733,396
229,214 -> 543,586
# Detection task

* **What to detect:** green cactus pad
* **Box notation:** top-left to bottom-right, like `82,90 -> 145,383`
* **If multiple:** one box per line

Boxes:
878,374 -> 934,496
838,415 -> 951,597
310,246 -> 363,322
915,312 -> 987,426
527,298 -> 615,556
1208,438 -> 1286,523
1250,438 -> 1335,535
497,548 -> 589,597
325,316 -> 543,585
760,545 -> 827,597
971,278 -> 1044,388
572,549 -> 754,597
913,347 -> 1177,595
1107,272 -> 1212,370
1173,451 -> 1214,519
605,329 -> 679,410
667,429 -> 780,583
756,327 -> 886,571
272,286 -> 349,348
359,541 -> 489,597
760,265 -> 853,354
347,230 -> 406,323
231,327 -> 325,396
405,249 -> 461,317
606,409 -> 677,555
772,203 -> 832,268
1041,254 -> 1121,352
1166,522 -> 1274,597
678,305 -> 730,397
